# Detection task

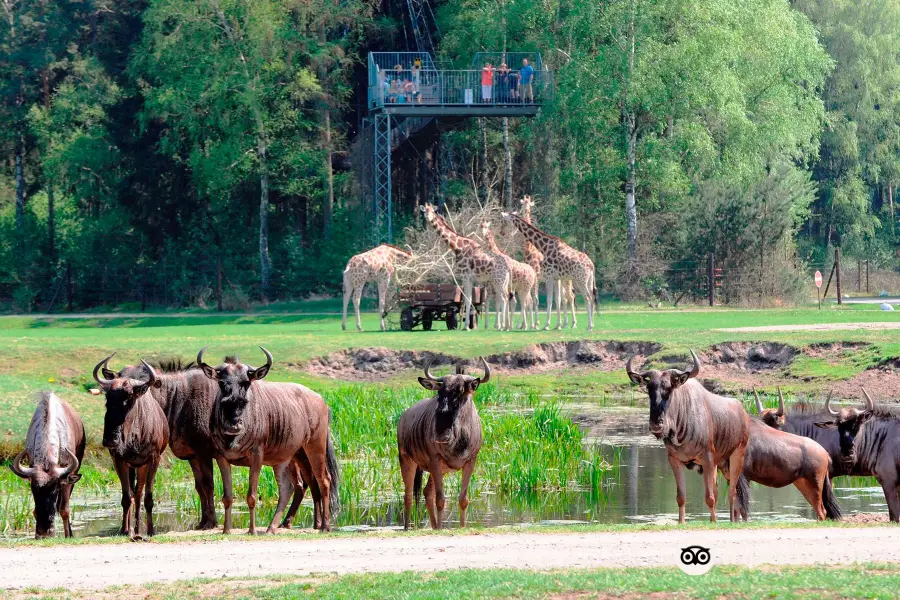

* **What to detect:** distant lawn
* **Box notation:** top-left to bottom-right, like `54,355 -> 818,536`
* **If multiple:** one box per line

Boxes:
17,564 -> 900,599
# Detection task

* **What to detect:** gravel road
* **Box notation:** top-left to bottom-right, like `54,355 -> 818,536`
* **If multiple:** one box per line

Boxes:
1,527 -> 898,589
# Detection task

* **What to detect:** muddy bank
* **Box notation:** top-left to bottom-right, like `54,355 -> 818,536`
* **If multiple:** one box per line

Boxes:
306,341 -> 661,381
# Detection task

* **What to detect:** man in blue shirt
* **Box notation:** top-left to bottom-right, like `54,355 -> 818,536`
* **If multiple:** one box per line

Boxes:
520,58 -> 535,103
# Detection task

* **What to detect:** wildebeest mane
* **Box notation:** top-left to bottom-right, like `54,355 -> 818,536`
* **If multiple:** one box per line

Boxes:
147,356 -> 196,373
224,355 -> 240,365
26,392 -> 71,472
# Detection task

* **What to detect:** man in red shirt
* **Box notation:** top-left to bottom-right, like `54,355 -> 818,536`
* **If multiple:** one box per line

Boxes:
481,63 -> 494,103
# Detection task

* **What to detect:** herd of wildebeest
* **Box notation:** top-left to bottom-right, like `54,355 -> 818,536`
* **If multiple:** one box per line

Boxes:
7,345 -> 900,540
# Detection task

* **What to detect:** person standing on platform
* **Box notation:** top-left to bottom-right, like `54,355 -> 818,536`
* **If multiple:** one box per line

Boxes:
520,58 -> 534,103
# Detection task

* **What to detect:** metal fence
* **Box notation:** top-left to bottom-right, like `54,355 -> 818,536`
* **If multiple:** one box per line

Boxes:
369,68 -> 553,110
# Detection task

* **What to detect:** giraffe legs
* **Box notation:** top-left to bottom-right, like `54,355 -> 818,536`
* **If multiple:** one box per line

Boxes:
352,286 -> 363,331
341,274 -> 352,331
543,277 -> 556,330
377,276 -> 390,332
463,280 -> 475,331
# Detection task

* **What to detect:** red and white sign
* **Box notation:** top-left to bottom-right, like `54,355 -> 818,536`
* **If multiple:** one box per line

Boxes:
814,271 -> 823,288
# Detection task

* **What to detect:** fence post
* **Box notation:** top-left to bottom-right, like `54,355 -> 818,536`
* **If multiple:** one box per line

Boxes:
707,253 -> 714,307
866,260 -> 870,294
857,259 -> 861,292
835,247 -> 842,305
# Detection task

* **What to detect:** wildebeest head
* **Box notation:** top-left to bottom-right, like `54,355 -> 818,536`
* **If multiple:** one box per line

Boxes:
814,389 -> 874,466
753,386 -> 786,429
418,357 -> 491,413
94,353 -> 162,450
626,350 -> 701,438
197,346 -> 272,436
9,447 -> 79,538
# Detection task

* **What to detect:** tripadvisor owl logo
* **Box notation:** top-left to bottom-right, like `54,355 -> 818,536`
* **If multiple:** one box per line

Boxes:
678,544 -> 713,575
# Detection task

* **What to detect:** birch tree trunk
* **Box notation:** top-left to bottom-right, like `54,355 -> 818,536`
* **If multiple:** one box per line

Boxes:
216,3 -> 271,299
502,117 -> 512,208
623,0 -> 638,263
319,20 -> 334,238
479,117 -> 488,202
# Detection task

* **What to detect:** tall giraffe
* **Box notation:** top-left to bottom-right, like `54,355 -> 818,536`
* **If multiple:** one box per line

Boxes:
520,196 -> 576,329
422,204 -> 510,330
342,244 -> 412,331
500,211 -> 597,330
480,221 -> 536,330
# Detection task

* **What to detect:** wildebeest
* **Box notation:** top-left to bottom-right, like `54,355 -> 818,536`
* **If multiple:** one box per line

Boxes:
8,392 -> 85,538
735,387 -> 841,521
101,355 -> 223,530
95,356 -> 169,539
626,350 -> 749,523
814,389 -> 900,521
199,346 -> 340,533
397,358 -> 488,530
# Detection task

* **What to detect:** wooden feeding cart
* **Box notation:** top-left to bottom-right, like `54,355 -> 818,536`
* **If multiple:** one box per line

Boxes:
398,283 -> 484,330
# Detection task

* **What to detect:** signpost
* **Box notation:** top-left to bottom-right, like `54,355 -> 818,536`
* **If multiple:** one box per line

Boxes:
815,270 -> 823,310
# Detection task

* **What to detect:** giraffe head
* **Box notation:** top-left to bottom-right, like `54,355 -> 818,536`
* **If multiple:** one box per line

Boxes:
520,196 -> 533,214
479,220 -> 493,239
421,203 -> 437,225
499,211 -> 520,224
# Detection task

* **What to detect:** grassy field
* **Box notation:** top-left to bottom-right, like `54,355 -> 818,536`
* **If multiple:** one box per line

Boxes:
1,305 -> 898,442
13,564 -> 900,598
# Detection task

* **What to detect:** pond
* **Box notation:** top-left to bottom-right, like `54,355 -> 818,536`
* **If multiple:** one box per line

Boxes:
1,406 -> 888,538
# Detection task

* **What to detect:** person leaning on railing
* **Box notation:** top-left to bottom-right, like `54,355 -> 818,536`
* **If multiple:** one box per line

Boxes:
496,64 -> 510,103
481,62 -> 494,103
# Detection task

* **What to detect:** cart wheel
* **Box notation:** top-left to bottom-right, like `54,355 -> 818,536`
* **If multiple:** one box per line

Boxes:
422,309 -> 434,331
446,308 -> 459,330
400,308 -> 415,331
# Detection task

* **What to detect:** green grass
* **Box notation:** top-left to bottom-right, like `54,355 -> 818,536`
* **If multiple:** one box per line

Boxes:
14,564 -> 900,598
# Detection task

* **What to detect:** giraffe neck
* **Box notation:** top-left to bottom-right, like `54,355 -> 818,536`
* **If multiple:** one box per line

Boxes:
511,215 -> 556,254
484,230 -> 504,256
433,215 -> 475,258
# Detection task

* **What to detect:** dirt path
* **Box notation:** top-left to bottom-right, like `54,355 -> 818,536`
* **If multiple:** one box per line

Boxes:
2,527 -> 898,589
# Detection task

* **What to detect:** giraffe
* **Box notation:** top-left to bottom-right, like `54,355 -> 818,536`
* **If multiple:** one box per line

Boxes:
480,221 -> 536,330
342,244 -> 412,332
422,204 -> 510,330
500,211 -> 597,330
520,196 -> 576,329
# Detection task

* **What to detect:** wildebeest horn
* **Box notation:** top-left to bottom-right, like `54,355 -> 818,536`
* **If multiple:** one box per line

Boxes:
9,449 -> 35,480
423,356 -> 438,381
824,390 -> 839,416
776,387 -> 785,417
259,346 -> 273,371
625,356 -> 637,378
752,387 -> 763,413
92,352 -> 117,386
479,357 -> 491,383
197,345 -> 211,369
140,359 -> 159,388
52,448 -> 79,479
687,349 -> 701,378
861,387 -> 875,412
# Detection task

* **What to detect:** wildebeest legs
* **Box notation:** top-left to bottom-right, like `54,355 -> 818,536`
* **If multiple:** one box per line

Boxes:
725,445 -> 746,522
429,457 -> 447,529
144,455 -> 161,536
279,460 -> 310,529
423,475 -> 438,529
667,454 -> 687,523
246,450 -> 264,535
879,477 -> 900,522
305,436 -> 333,531
267,460 -> 296,533
458,459 -> 476,528
702,455 -> 718,522
133,464 -> 150,539
400,453 -> 418,530
113,458 -> 135,537
57,480 -> 75,538
793,477 -> 827,521
215,457 -> 234,534
189,457 -> 218,530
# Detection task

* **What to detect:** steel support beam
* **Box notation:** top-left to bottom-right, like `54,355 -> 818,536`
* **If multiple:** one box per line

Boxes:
373,113 -> 392,243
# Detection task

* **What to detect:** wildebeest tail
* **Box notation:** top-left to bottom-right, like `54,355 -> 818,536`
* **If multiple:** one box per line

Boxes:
822,476 -> 842,520
413,467 -> 424,508
325,431 -> 341,516
735,474 -> 751,521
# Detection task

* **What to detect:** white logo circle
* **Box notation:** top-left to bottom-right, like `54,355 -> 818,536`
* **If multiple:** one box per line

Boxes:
677,541 -> 714,575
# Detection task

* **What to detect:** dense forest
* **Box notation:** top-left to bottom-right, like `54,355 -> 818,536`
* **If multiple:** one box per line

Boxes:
0,0 -> 898,310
